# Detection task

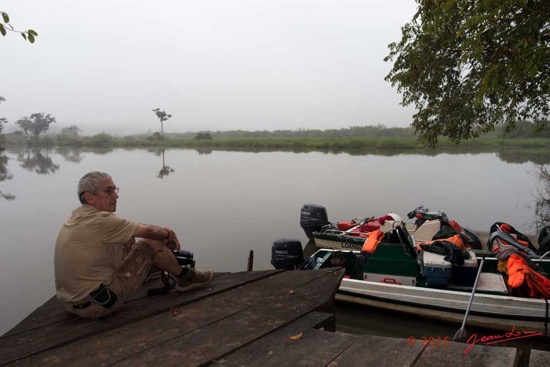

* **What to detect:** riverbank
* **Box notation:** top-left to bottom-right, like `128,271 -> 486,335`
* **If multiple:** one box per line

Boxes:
3,135 -> 550,165
3,133 -> 550,150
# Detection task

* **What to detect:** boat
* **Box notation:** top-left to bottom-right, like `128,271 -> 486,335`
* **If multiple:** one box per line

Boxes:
272,207 -> 550,336
301,204 -> 479,251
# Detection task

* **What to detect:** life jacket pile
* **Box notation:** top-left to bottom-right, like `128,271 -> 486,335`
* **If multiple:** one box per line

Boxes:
416,233 -> 472,266
413,220 -> 478,266
490,222 -> 550,299
497,249 -> 550,299
487,222 -> 538,254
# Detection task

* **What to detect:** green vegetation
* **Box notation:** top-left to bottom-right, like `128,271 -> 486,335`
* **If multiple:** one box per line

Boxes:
0,11 -> 37,42
57,125 -> 82,146
534,165 -> 550,229
195,132 -> 213,140
2,122 -> 549,152
386,0 -> 550,147
15,113 -> 56,137
1,99 -> 548,156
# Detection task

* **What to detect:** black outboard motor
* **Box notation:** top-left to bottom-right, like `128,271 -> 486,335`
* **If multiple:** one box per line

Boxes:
271,238 -> 305,270
300,204 -> 329,240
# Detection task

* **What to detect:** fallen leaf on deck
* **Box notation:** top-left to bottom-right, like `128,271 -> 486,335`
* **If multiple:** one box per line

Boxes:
171,306 -> 178,317
289,332 -> 303,340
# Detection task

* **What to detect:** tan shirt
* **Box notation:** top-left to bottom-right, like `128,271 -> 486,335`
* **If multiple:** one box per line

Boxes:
54,204 -> 138,303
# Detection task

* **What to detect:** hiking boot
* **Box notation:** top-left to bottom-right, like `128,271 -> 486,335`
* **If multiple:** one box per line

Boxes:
176,268 -> 214,292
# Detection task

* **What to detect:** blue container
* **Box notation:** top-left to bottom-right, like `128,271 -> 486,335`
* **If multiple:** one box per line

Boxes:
452,250 -> 478,287
422,251 -> 452,288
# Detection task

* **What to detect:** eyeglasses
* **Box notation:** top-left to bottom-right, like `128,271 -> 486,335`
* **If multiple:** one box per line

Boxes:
78,186 -> 119,201
103,186 -> 120,195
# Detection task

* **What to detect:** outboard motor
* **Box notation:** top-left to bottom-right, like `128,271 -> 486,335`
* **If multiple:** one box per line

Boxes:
271,238 -> 305,270
300,204 -> 329,240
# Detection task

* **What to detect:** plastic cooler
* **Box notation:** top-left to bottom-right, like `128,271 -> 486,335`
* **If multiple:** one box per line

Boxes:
422,251 -> 452,288
452,250 -> 478,287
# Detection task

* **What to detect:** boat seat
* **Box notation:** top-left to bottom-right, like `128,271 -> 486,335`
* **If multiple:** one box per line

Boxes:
449,272 -> 509,295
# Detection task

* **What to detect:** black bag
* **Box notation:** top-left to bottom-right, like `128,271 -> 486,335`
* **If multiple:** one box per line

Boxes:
538,226 -> 550,256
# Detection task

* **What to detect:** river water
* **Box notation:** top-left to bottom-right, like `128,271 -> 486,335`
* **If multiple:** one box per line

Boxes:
0,146 -> 548,339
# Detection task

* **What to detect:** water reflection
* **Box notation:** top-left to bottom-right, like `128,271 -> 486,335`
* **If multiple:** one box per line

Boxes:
150,149 -> 175,179
0,149 -> 15,200
56,147 -> 84,163
497,149 -> 550,165
195,147 -> 213,155
532,164 -> 550,232
189,146 -> 550,165
17,148 -> 60,175
84,147 -> 113,155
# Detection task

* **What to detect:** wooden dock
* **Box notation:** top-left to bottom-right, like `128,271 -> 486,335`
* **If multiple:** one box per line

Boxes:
1,267 -> 549,367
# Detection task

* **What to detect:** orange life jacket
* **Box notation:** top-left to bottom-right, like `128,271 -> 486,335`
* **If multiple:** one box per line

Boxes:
361,229 -> 384,253
448,220 -> 462,233
415,233 -> 467,251
506,254 -> 550,299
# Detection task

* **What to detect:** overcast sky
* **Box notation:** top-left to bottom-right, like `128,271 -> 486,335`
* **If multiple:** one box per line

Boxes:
1,0 -> 418,135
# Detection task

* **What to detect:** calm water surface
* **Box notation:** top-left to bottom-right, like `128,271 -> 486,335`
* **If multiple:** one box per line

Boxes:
0,147 -> 547,335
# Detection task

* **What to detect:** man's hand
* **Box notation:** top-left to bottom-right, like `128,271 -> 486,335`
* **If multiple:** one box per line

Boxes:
134,224 -> 180,247
164,227 -> 176,240
163,227 -> 181,250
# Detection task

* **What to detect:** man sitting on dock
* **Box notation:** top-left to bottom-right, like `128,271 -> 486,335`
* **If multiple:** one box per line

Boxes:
54,171 -> 214,318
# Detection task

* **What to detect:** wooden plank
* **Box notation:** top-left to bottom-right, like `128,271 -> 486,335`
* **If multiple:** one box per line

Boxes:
3,268 -> 343,366
212,312 -> 336,367
2,297 -> 76,337
0,270 -> 281,365
219,328 -> 354,367
3,274 -> 180,337
328,334 -> 424,367
530,349 -> 550,367
3,272 -> 237,337
110,268 -> 345,366
415,340 -> 518,367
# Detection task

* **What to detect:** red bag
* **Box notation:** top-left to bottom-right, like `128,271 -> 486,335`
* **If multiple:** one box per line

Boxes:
337,221 -> 357,231
358,220 -> 380,232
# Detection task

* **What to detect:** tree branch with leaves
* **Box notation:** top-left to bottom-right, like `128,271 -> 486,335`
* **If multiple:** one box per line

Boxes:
0,11 -> 37,43
385,0 -> 550,147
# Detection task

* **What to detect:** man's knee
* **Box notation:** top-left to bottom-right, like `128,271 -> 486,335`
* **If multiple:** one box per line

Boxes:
134,239 -> 160,259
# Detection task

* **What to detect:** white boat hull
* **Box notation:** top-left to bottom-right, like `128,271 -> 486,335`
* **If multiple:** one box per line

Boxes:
337,278 -> 550,336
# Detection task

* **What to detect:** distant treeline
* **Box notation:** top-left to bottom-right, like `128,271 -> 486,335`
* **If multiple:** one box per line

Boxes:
166,124 -> 417,139
2,121 -> 549,151
164,121 -> 550,139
